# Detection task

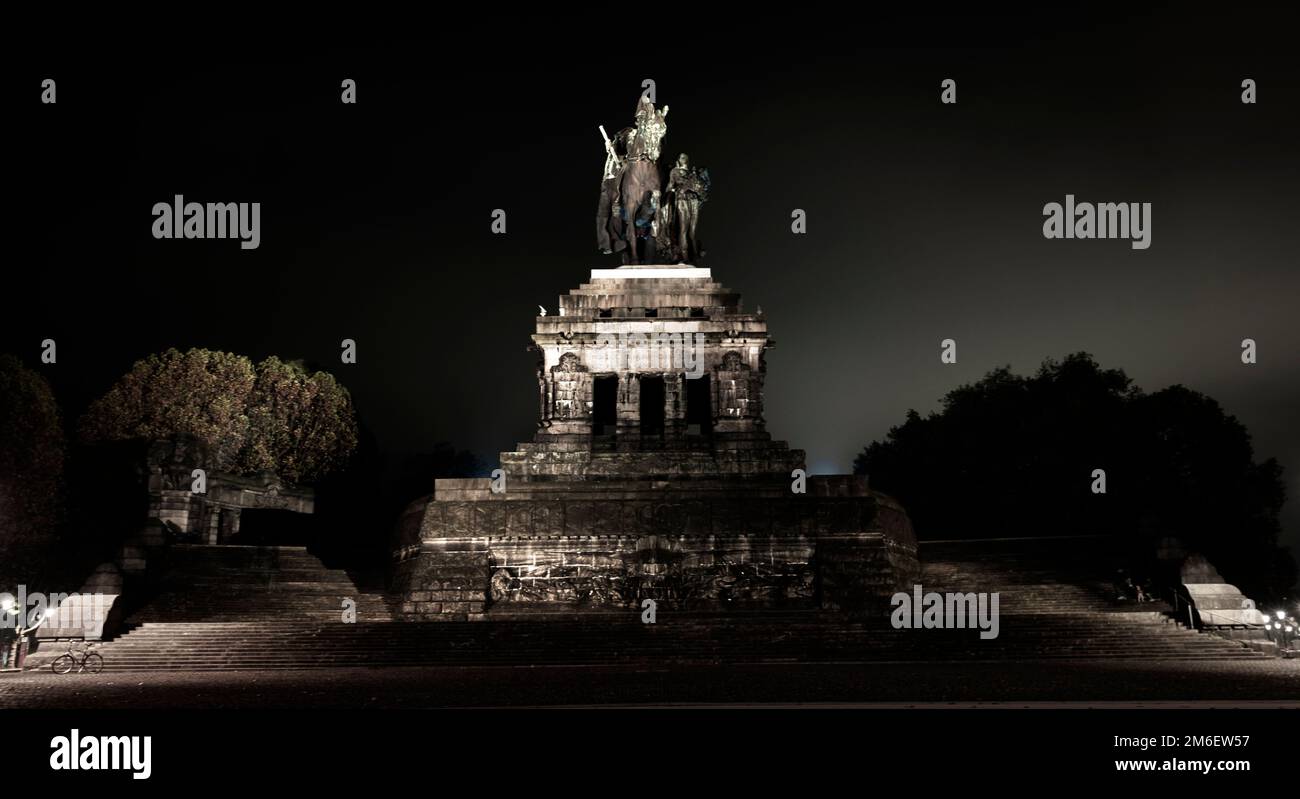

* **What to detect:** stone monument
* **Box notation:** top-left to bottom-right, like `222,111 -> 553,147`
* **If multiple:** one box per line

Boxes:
391,98 -> 918,620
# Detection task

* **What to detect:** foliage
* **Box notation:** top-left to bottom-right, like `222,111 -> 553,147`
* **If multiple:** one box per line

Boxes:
240,357 -> 358,483
856,353 -> 1294,599
0,354 -> 65,584
80,348 -> 254,470
81,349 -> 357,484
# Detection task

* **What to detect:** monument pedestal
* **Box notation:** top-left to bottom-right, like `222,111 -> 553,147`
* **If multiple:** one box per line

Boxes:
392,476 -> 917,619
391,264 -> 919,619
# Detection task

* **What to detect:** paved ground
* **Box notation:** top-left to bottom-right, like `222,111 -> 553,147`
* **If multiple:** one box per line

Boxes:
2,659 -> 1299,709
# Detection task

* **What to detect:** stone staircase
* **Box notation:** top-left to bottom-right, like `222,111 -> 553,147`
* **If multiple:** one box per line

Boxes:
125,545 -> 394,624
911,539 -> 1266,661
93,609 -> 1269,671
78,539 -> 1266,671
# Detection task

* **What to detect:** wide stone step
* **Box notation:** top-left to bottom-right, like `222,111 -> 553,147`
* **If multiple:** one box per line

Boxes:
89,611 -> 1266,671
125,544 -> 396,625
104,542 -> 1265,671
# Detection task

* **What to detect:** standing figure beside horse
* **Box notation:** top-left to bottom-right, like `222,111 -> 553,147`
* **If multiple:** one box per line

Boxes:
598,95 -> 693,265
659,152 -> 709,263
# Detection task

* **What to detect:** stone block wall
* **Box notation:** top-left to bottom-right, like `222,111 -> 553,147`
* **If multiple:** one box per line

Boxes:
392,488 -> 919,618
391,540 -> 490,621
486,533 -> 816,608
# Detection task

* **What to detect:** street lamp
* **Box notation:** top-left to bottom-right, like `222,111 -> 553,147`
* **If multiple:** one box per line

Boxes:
1264,610 -> 1296,658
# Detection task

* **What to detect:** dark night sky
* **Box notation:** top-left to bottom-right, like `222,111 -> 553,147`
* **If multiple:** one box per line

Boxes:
10,14 -> 1300,552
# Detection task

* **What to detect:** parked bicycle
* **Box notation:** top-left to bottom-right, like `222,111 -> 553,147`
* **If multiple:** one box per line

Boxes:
51,641 -> 103,675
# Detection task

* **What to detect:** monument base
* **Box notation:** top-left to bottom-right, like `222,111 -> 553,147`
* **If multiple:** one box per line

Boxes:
391,476 -> 919,620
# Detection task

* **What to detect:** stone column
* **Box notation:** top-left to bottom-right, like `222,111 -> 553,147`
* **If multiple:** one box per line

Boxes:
218,507 -> 242,544
665,372 -> 686,439
748,371 -> 767,429
538,372 -> 551,427
206,506 -> 221,544
617,373 -> 640,449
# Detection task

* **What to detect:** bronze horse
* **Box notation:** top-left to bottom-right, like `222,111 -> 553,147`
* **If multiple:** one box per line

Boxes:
619,159 -> 660,264
620,98 -> 669,264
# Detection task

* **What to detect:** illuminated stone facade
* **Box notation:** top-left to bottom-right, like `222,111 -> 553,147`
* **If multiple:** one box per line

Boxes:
393,264 -> 919,619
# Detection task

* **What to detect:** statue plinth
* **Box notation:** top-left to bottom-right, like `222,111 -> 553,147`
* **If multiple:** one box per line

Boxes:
590,265 -> 711,280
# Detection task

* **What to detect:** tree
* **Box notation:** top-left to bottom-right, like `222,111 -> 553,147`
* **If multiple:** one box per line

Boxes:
855,353 -> 1293,600
80,348 -> 358,484
0,354 -> 65,584
239,357 -> 359,484
1128,385 -> 1290,598
80,348 -> 255,471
